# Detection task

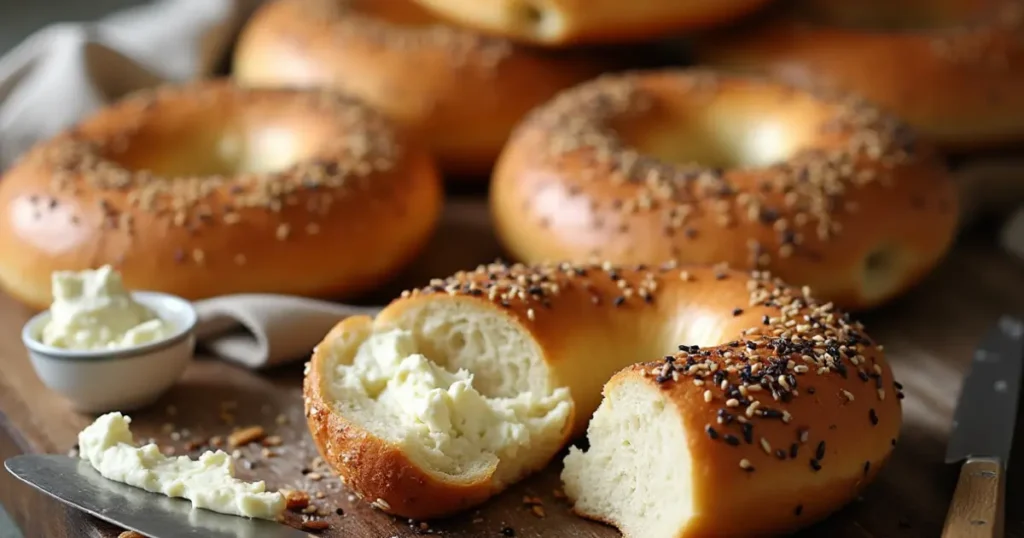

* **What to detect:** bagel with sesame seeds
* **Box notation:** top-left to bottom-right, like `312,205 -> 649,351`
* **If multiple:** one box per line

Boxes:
302,261 -> 903,534
490,69 -> 959,311
693,0 -> 1024,152
408,0 -> 776,46
231,0 -> 610,178
0,80 -> 443,311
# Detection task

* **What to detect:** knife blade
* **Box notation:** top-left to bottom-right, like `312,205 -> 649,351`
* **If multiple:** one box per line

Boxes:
4,454 -> 310,538
941,315 -> 1024,538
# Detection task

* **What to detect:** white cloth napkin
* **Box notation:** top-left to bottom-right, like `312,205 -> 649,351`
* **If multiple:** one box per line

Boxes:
193,295 -> 383,369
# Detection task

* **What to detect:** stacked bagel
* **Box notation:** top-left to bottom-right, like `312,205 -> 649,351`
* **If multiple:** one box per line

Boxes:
1,1 -> 1018,536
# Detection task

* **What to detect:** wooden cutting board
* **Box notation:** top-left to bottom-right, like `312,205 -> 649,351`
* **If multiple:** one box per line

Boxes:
1,196 -> 1023,538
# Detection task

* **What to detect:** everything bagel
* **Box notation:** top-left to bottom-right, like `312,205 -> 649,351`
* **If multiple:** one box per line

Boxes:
303,261 -> 903,537
232,0 -> 610,177
694,0 -> 1024,152
491,70 -> 959,311
0,81 -> 443,310
409,0 -> 776,46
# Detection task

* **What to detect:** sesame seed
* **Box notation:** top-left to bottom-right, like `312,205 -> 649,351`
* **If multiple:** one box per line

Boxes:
723,434 -> 740,447
869,409 -> 879,425
739,458 -> 754,472
815,441 -> 826,460
760,438 -> 772,455
810,459 -> 822,472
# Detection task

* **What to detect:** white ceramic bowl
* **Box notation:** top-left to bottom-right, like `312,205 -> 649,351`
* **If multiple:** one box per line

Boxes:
21,291 -> 198,414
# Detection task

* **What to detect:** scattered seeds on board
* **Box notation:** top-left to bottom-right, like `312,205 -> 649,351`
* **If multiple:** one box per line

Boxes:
284,489 -> 311,511
228,425 -> 266,448
301,518 -> 330,531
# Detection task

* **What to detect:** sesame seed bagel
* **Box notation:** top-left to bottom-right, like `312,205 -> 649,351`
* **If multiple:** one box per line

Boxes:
0,81 -> 443,311
303,261 -> 902,533
409,0 -> 775,46
232,0 -> 610,178
491,70 -> 959,311
693,0 -> 1024,152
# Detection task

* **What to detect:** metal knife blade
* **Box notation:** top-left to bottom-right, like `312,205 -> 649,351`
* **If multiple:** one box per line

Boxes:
4,454 -> 310,538
945,315 -> 1024,466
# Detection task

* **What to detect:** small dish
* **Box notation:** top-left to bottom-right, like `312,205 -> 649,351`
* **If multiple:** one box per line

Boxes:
21,291 -> 198,414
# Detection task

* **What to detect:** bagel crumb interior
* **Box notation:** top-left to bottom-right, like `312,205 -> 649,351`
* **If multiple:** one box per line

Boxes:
321,304 -> 572,487
562,378 -> 693,537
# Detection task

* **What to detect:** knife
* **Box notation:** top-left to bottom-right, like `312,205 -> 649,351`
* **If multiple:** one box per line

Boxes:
942,315 -> 1024,538
4,454 -> 310,538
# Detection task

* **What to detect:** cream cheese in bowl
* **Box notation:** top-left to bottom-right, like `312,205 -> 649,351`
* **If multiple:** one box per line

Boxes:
42,265 -> 173,351
22,266 -> 197,413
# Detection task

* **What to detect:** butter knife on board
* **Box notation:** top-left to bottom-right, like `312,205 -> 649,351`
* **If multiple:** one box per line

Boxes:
4,454 -> 309,538
942,315 -> 1024,538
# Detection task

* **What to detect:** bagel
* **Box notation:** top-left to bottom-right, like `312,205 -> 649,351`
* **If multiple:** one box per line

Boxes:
232,0 -> 610,177
0,81 -> 443,311
409,0 -> 776,46
303,261 -> 903,536
692,0 -> 1024,152
490,70 -> 959,311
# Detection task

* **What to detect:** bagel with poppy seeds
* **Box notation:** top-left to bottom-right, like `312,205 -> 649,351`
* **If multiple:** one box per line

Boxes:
232,0 -> 610,177
409,0 -> 777,46
490,69 -> 959,311
693,0 -> 1024,152
302,260 -> 903,533
0,81 -> 443,310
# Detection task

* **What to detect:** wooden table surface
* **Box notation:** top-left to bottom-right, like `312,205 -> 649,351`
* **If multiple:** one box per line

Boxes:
1,196 -> 1024,538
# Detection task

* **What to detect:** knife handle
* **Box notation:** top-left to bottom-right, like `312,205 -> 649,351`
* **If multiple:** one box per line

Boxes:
941,457 -> 1005,538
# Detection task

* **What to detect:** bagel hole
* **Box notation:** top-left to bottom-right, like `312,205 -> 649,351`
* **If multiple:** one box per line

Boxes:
613,93 -> 821,170
510,0 -> 561,39
102,123 -> 311,178
861,244 -> 906,303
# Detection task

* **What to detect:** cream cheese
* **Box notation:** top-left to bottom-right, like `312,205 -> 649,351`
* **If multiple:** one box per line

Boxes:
41,265 -> 171,350
333,329 -> 572,477
77,413 -> 285,520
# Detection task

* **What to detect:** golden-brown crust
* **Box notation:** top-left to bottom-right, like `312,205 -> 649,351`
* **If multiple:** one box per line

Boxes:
694,0 -> 1024,152
491,69 -> 959,311
410,0 -> 777,46
305,260 -> 903,527
0,81 -> 443,310
232,0 -> 610,177
303,317 -> 498,520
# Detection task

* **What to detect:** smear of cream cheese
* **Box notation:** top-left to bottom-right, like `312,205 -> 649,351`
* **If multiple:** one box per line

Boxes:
78,412 -> 285,520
